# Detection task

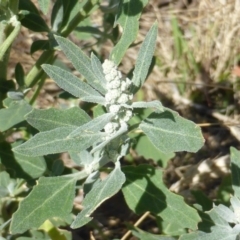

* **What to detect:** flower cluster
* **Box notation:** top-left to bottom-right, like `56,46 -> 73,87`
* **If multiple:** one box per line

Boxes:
102,60 -> 133,136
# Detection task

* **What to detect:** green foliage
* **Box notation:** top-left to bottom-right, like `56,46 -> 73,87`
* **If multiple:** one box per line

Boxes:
0,0 -> 237,239
140,109 -> 204,153
122,165 -> 200,231
0,100 -> 32,131
131,22 -> 158,93
71,161 -> 125,229
10,175 -> 76,234
54,35 -> 106,94
110,0 -> 149,65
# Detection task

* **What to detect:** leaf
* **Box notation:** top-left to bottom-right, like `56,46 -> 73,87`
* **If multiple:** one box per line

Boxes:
37,0 -> 51,14
58,0 -> 80,33
83,171 -> 100,194
19,0 -> 40,15
42,64 -> 105,105
69,150 -> 93,167
131,22 -> 158,93
230,196 -> 240,223
179,232 -> 206,240
10,175 -> 77,234
26,107 -> 90,132
15,63 -> 25,87
13,127 -> 106,157
68,113 -> 114,138
131,227 -> 176,240
0,100 -> 32,132
71,161 -> 126,228
133,135 -> 174,168
230,147 -> 240,198
180,200 -> 240,240
51,0 -> 64,31
0,141 -> 46,180
214,204 -> 237,224
91,52 -> 106,88
110,0 -> 148,65
132,100 -> 163,112
139,109 -> 204,153
122,165 -> 201,230
54,36 -> 106,94
31,40 -> 50,54
90,122 -> 128,154
21,13 -> 50,32
0,171 -> 13,197
7,91 -> 24,101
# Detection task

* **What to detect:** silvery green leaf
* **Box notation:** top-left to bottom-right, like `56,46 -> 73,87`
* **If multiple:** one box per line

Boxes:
122,165 -> 200,230
183,206 -> 238,240
68,113 -> 114,138
131,22 -> 158,93
131,227 -> 176,240
0,171 -> 14,197
42,65 -> 105,105
0,142 -> 46,180
54,35 -> 106,94
213,204 -> 237,224
83,171 -> 100,194
38,0 -> 51,14
26,107 -> 90,131
230,196 -> 240,223
0,100 -> 32,132
140,109 -> 204,153
230,147 -> 240,198
91,52 -> 106,88
71,161 -> 125,228
13,127 -> 105,157
110,0 -> 148,65
10,175 -> 76,234
132,100 -> 163,112
119,138 -> 130,158
90,122 -> 128,154
7,91 -> 24,100
69,150 -> 93,167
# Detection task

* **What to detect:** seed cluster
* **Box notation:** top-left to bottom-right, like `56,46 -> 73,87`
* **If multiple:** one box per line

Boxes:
102,60 -> 133,135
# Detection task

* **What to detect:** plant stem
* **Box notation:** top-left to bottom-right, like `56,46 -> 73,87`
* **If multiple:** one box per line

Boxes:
25,50 -> 55,88
121,211 -> 151,240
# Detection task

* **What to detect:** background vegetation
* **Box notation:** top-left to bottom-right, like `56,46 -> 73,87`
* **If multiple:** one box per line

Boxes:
0,0 -> 240,239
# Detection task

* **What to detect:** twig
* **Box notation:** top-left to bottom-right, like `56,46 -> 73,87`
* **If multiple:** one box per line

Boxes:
121,211 -> 151,240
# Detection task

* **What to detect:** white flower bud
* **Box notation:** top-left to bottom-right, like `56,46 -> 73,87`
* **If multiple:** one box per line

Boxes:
105,92 -> 115,104
117,93 -> 130,104
128,94 -> 133,100
104,122 -> 114,134
107,80 -> 121,89
105,74 -> 114,82
102,60 -> 116,74
121,109 -> 133,122
109,104 -> 121,114
104,122 -> 119,134
121,78 -> 131,91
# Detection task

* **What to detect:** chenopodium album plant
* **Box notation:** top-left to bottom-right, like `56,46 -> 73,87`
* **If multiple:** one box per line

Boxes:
10,22 -> 204,234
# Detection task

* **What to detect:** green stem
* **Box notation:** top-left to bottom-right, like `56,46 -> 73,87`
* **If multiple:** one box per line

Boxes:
25,50 -> 55,88
29,74 -> 46,105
